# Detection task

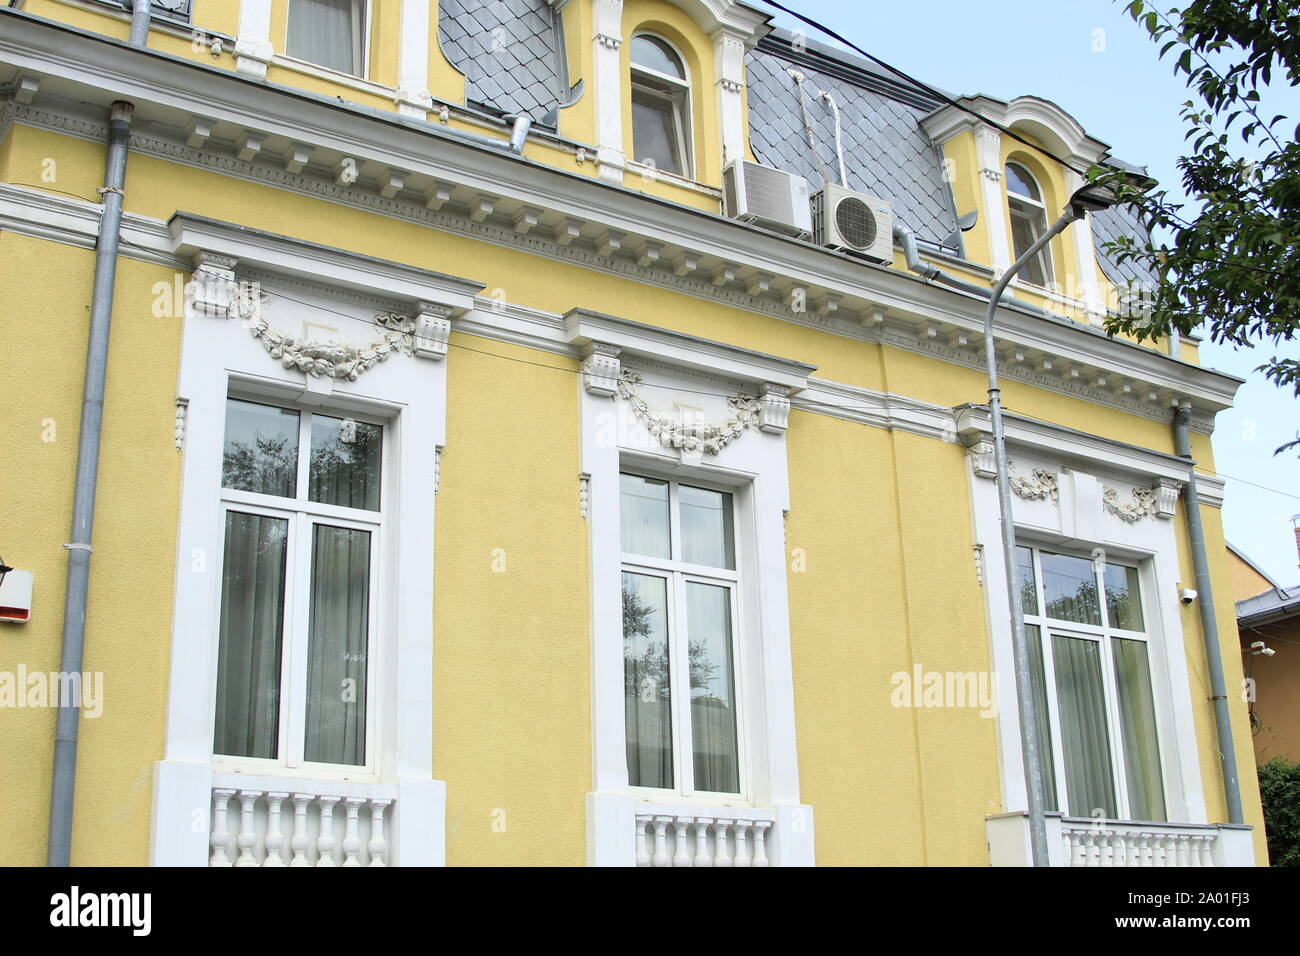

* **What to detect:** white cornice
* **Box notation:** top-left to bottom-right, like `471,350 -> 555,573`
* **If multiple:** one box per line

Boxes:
0,12 -> 1238,431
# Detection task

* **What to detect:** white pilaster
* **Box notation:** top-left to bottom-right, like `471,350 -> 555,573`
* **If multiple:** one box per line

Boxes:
975,126 -> 1012,275
396,0 -> 434,118
713,27 -> 747,168
235,0 -> 275,80
592,0 -> 626,185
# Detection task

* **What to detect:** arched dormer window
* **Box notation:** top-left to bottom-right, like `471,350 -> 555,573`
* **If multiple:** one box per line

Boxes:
1006,161 -> 1053,287
630,34 -> 693,179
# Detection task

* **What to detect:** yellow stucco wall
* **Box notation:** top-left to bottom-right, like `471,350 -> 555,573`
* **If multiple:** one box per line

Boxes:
0,50 -> 1261,866
0,233 -> 182,866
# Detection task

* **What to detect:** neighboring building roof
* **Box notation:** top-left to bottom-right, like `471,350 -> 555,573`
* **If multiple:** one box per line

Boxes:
1238,585 -> 1300,627
434,2 -> 1153,271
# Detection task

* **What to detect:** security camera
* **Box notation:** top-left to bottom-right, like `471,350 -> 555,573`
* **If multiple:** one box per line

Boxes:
1179,587 -> 1198,604
1251,641 -> 1276,657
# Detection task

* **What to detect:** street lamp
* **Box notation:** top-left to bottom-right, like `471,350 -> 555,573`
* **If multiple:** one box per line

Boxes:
982,180 -> 1124,867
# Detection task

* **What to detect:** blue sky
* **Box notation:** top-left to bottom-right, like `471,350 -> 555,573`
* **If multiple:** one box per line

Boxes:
762,0 -> 1300,586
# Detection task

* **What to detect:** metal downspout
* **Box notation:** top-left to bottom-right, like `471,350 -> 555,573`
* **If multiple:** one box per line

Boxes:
46,0 -> 150,868
1173,403 -> 1244,825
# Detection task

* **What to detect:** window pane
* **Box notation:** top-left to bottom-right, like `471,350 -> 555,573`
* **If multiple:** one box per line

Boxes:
222,398 -> 299,498
1113,638 -> 1166,821
287,0 -> 359,74
1040,552 -> 1102,625
1010,204 -> 1051,287
1005,163 -> 1041,200
309,414 -> 382,511
680,485 -> 735,569
1104,563 -> 1145,631
1016,545 -> 1038,616
1052,634 -> 1117,818
1025,624 -> 1059,812
214,512 -> 289,760
631,86 -> 684,176
623,572 -> 673,789
304,525 -> 370,766
687,583 -> 740,794
620,474 -> 670,559
631,35 -> 684,78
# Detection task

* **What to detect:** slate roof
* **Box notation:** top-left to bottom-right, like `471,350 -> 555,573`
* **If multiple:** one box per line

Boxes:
1091,202 -> 1160,288
436,3 -> 1152,271
439,0 -> 565,121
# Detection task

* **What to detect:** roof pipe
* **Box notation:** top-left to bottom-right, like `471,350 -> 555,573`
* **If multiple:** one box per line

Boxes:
818,90 -> 847,186
47,0 -> 150,868
892,221 -> 1066,319
435,112 -> 533,154
1173,402 -> 1244,825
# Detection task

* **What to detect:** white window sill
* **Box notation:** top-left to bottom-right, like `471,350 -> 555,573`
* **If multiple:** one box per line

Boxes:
271,55 -> 391,99
625,161 -> 723,198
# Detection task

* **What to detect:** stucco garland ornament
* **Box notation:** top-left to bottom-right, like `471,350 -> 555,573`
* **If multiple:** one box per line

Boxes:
1008,464 -> 1060,502
616,369 -> 760,455
1103,486 -> 1158,523
244,304 -> 417,381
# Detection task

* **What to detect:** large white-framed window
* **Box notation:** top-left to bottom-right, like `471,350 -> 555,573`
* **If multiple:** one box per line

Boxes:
620,472 -> 745,798
285,0 -> 369,77
1016,544 -> 1166,822
629,33 -> 694,178
1006,161 -> 1054,287
213,395 -> 387,774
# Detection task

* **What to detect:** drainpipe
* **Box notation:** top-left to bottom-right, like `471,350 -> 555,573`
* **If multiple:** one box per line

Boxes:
1173,403 -> 1244,825
47,0 -> 151,868
435,113 -> 532,154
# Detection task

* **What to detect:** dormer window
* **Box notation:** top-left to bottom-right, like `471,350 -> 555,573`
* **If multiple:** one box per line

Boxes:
630,34 -> 693,179
1006,162 -> 1053,287
286,0 -> 368,77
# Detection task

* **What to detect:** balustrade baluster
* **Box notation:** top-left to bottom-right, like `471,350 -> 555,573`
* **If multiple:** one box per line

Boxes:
209,788 -> 236,867
693,818 -> 714,867
368,799 -> 391,866
342,797 -> 366,866
234,790 -> 263,867
714,821 -> 733,867
263,792 -> 288,867
752,821 -> 771,867
733,822 -> 752,867
672,819 -> 693,867
289,794 -> 313,866
651,816 -> 672,867
634,815 -> 652,867
315,795 -> 341,867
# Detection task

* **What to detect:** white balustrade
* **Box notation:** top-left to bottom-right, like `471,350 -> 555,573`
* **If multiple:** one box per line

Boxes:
634,809 -> 773,867
209,777 -> 394,867
986,811 -> 1255,867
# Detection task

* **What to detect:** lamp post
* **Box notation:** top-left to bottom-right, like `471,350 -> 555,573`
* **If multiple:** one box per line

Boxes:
982,181 -> 1122,867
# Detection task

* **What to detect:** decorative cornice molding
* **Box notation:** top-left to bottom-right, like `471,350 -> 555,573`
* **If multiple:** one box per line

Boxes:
246,308 -> 419,380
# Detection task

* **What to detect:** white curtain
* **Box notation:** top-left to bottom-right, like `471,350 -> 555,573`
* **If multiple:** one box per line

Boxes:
214,512 -> 289,760
1052,635 -> 1117,818
1113,638 -> 1166,821
286,0 -> 360,74
304,524 -> 370,765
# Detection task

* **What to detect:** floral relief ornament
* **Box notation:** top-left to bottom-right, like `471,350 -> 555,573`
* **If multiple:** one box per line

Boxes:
1103,485 -> 1159,523
1008,463 -> 1060,502
616,369 -> 760,455
238,284 -> 418,381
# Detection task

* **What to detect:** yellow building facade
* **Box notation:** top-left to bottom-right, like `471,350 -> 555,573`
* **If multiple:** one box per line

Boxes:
0,0 -> 1265,866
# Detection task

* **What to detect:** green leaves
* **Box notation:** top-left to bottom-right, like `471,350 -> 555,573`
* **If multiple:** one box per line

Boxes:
1102,0 -> 1300,454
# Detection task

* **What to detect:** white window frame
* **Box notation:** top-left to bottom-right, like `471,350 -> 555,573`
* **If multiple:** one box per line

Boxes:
959,410 -> 1207,828
620,470 -> 750,802
1019,543 -> 1167,822
151,216 -> 480,866
1005,161 -> 1055,288
629,32 -> 695,180
283,0 -> 371,79
211,396 -> 389,779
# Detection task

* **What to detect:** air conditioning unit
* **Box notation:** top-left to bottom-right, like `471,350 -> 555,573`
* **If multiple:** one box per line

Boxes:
723,160 -> 812,239
811,184 -> 894,262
